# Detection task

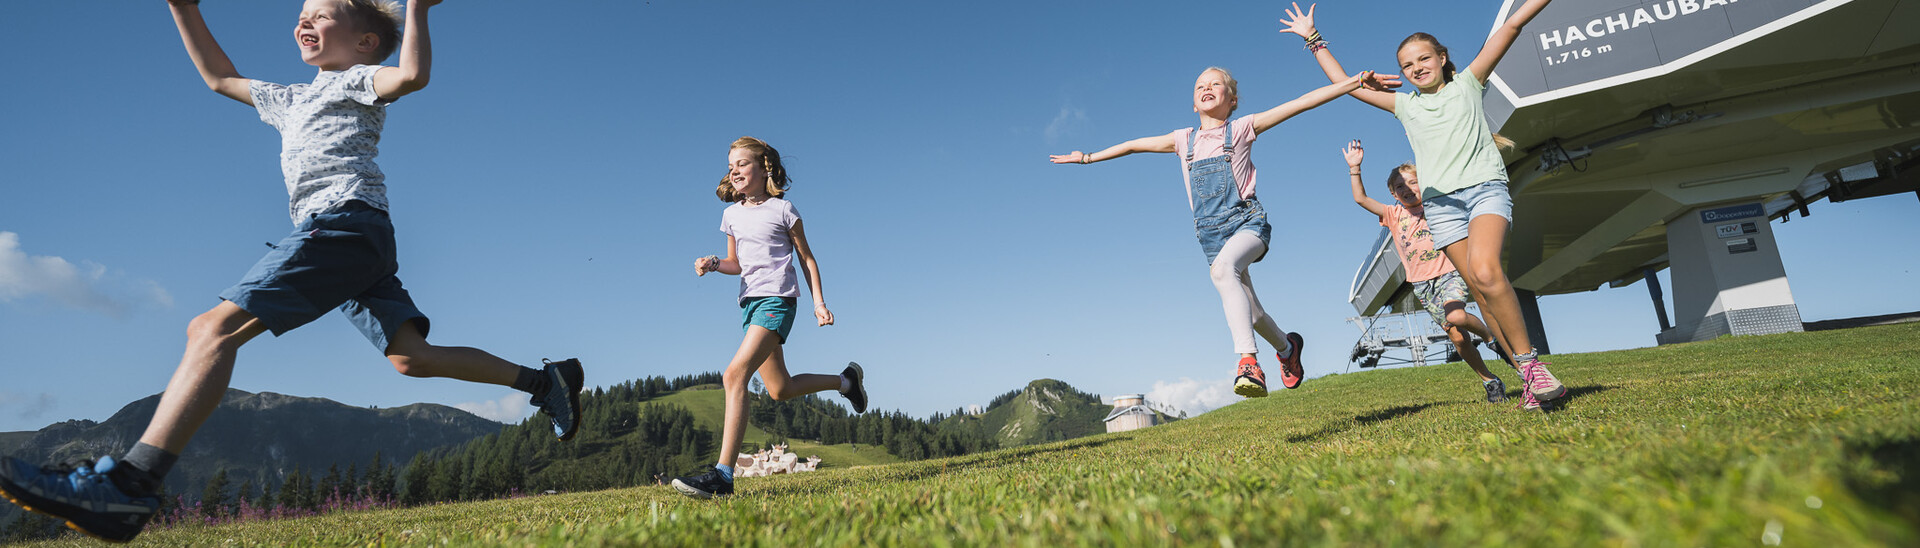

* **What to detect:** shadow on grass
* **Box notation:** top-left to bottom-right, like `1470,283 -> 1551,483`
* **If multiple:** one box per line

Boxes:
1538,384 -> 1617,414
1843,435 -> 1920,526
1287,403 -> 1442,443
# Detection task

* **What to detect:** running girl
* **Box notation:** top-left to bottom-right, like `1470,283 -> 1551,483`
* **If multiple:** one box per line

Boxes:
670,137 -> 868,499
1281,1 -> 1569,408
1050,69 -> 1378,397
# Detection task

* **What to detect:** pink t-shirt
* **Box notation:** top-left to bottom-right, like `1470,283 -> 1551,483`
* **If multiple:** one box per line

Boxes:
1381,204 -> 1456,283
1169,116 -> 1259,210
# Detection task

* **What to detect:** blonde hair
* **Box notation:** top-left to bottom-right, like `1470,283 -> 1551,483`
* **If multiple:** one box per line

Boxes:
1385,163 -> 1417,196
339,0 -> 404,63
1492,133 -> 1516,151
1200,67 -> 1240,115
715,136 -> 792,203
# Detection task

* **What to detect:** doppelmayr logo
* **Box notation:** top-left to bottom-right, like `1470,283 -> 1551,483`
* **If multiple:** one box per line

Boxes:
1701,204 -> 1764,223
1538,0 -> 1746,51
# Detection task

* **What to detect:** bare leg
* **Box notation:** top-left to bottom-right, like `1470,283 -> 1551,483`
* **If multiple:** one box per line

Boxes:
382,320 -> 519,386
717,327 -> 781,469
755,345 -> 841,402
1440,214 -> 1533,357
139,301 -> 269,453
1446,324 -> 1497,381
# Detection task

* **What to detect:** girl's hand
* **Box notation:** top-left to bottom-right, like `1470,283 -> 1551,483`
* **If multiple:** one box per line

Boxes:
1362,71 -> 1401,92
1344,140 -> 1364,168
814,303 -> 834,326
694,255 -> 718,276
1278,2 -> 1317,39
1048,151 -> 1088,164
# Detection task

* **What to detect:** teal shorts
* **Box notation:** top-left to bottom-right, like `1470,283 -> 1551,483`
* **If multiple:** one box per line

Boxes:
741,296 -> 798,344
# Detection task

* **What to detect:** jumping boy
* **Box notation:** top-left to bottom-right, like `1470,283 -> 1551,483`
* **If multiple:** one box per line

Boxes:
0,1 -> 584,542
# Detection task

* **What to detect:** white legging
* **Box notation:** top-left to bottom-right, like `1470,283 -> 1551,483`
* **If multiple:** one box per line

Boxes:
1211,231 -> 1289,355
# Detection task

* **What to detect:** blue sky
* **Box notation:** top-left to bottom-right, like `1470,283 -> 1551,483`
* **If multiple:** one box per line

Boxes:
2,1 -> 1913,433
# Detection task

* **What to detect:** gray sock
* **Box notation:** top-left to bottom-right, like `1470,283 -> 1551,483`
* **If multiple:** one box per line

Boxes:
119,442 -> 175,493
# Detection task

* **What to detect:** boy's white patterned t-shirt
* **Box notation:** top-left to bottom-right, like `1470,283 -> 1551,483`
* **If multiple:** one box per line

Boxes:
250,64 -> 393,223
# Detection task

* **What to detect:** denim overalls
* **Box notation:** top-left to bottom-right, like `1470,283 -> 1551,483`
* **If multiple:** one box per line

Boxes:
1185,121 -> 1271,265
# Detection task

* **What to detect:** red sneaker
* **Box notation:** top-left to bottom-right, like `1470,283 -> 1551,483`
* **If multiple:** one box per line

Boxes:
1278,332 -> 1306,389
1233,357 -> 1269,398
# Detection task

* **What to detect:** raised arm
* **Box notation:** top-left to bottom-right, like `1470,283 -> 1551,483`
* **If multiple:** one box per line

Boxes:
1466,0 -> 1552,82
1249,72 -> 1369,134
1048,133 -> 1177,165
168,0 -> 252,104
1279,3 -> 1398,113
372,0 -> 439,100
788,220 -> 834,327
1343,140 -> 1391,218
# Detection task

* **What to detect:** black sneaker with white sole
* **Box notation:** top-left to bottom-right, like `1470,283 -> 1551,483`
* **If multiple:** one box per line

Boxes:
669,466 -> 734,499
840,362 -> 868,414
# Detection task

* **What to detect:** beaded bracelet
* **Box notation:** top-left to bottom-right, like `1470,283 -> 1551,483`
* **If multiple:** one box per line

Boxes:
1306,40 -> 1329,53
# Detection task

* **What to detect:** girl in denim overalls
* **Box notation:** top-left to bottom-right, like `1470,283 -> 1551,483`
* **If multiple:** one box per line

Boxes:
1052,67 -> 1378,398
1281,0 -> 1569,409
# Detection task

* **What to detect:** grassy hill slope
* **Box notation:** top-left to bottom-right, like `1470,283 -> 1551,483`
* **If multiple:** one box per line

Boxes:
25,323 -> 1920,546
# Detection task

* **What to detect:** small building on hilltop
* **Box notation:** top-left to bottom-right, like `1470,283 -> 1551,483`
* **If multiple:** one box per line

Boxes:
1103,394 -> 1159,433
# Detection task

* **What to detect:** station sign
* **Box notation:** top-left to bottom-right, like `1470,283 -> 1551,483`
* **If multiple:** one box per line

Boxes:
1486,0 -> 1850,126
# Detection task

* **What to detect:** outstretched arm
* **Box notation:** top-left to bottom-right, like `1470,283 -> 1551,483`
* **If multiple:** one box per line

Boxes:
372,0 -> 439,100
1343,140 -> 1391,218
168,0 -> 252,104
1279,3 -> 1397,113
789,220 -> 834,327
1049,133 -> 1177,165
1249,72 -> 1370,135
1466,0 -> 1552,82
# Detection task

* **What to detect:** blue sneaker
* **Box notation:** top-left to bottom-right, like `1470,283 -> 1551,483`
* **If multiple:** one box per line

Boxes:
531,358 -> 585,441
0,456 -> 160,543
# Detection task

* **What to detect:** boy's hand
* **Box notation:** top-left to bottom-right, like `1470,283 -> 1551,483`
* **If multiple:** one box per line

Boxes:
814,303 -> 834,326
1343,140 -> 1364,168
1048,151 -> 1088,164
1279,2 -> 1317,39
694,255 -> 719,276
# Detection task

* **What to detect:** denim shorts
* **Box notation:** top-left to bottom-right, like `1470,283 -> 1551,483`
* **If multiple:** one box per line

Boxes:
741,296 -> 797,344
1424,181 -> 1513,250
1412,270 -> 1471,329
219,201 -> 428,352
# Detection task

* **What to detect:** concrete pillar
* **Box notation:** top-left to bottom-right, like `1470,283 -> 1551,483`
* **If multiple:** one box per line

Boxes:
1514,289 -> 1550,355
1658,202 -> 1804,344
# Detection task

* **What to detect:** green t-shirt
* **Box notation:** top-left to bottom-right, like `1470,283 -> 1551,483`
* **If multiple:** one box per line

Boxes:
1394,70 -> 1508,201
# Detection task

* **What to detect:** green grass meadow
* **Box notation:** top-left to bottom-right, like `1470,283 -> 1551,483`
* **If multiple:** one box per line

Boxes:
26,323 -> 1920,546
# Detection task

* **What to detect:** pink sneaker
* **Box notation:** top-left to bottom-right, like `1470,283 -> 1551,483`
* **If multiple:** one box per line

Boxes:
1518,359 -> 1567,401
1233,357 -> 1269,398
1516,389 -> 1541,411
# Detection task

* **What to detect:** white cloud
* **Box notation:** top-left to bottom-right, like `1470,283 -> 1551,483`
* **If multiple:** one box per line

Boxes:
453,393 -> 532,424
0,231 -> 173,318
1043,105 -> 1088,145
0,392 -> 58,422
1145,377 -> 1239,417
